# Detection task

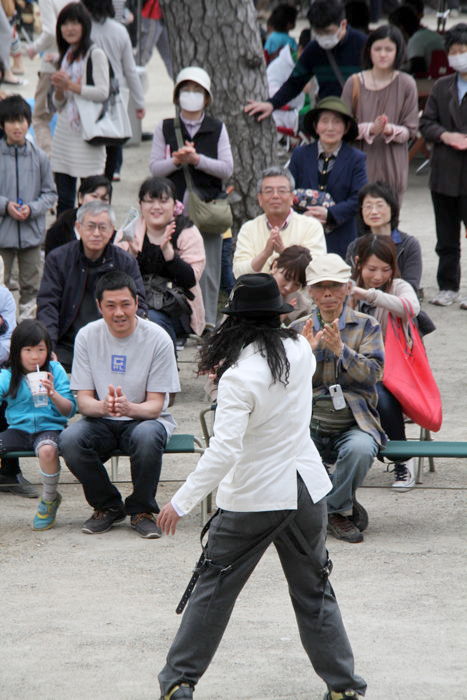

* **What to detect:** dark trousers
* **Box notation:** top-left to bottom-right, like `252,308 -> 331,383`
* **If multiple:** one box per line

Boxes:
376,383 -> 405,441
0,402 -> 20,478
54,172 -> 77,216
159,477 -> 366,697
59,417 -> 167,514
105,144 -> 123,181
431,191 -> 467,291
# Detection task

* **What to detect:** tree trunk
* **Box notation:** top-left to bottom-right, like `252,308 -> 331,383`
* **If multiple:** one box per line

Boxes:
159,0 -> 278,229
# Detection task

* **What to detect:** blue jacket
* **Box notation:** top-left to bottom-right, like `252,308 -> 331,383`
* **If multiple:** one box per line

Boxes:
0,361 -> 76,433
289,141 -> 367,258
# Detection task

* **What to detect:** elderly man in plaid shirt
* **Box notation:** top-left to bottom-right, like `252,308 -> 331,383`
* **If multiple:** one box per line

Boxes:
294,254 -> 385,544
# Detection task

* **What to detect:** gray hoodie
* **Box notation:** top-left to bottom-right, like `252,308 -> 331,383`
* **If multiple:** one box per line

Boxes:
0,138 -> 57,249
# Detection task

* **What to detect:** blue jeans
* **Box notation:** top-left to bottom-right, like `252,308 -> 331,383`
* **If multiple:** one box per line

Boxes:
220,237 -> 235,294
311,427 -> 378,514
59,417 -> 167,514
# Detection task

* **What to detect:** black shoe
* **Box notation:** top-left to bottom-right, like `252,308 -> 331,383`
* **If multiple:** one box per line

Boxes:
350,497 -> 369,532
130,512 -> 162,539
81,507 -> 126,534
0,473 -> 39,498
323,691 -> 360,699
327,513 -> 363,543
161,683 -> 194,699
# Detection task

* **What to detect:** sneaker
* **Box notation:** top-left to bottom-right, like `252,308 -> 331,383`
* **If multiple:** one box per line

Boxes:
130,512 -> 162,539
460,298 -> 467,310
350,497 -> 369,532
0,472 -> 39,498
81,507 -> 126,534
161,684 -> 194,700
392,460 -> 416,491
327,513 -> 363,543
323,691 -> 360,700
429,290 -> 460,306
33,493 -> 62,531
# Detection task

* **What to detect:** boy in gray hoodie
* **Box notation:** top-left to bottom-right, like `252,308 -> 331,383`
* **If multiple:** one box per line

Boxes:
0,95 -> 57,320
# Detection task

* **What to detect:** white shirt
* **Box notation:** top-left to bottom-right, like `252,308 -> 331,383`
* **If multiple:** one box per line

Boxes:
172,335 -> 331,515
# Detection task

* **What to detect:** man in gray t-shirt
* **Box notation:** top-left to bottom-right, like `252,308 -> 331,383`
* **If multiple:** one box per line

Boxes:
59,271 -> 180,539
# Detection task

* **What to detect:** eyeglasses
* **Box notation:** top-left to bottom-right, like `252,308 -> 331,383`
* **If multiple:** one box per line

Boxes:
260,187 -> 292,196
362,201 -> 388,213
82,222 -> 112,233
141,197 -> 173,205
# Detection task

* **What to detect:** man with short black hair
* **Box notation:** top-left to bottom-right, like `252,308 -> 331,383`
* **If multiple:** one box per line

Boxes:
37,200 -> 147,370
59,270 -> 180,539
245,0 -> 367,121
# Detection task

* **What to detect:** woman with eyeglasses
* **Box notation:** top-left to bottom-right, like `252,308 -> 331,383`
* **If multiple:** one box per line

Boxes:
115,176 -> 205,348
346,181 -> 422,295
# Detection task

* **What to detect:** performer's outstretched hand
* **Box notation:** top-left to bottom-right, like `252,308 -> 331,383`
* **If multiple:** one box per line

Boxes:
158,502 -> 181,535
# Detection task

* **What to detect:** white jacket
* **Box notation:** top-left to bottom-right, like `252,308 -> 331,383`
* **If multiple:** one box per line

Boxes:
173,335 -> 331,515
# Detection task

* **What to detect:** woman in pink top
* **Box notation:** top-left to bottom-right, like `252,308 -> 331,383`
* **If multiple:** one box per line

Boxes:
115,177 -> 205,347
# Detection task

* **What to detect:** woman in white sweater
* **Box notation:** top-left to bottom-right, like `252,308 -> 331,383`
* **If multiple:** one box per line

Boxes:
351,233 -> 420,491
51,3 -> 109,215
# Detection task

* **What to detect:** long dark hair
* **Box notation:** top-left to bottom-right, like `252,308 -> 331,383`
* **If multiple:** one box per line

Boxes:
7,320 -> 52,399
353,234 -> 399,291
198,316 -> 298,387
56,3 -> 93,66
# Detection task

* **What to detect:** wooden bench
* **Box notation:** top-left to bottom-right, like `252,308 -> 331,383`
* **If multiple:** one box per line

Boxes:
5,433 -> 208,521
380,439 -> 467,483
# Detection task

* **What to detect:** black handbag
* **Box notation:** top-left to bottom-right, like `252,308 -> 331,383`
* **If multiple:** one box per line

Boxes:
142,274 -> 194,319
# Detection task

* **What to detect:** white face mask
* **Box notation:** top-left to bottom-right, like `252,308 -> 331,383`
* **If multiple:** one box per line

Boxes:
448,52 -> 467,73
179,90 -> 205,112
314,29 -> 341,50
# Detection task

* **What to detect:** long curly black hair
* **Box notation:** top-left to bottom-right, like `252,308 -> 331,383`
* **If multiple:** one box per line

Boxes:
198,315 -> 298,387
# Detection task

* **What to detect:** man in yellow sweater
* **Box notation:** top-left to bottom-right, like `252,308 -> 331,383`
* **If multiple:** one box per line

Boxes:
233,166 -> 326,278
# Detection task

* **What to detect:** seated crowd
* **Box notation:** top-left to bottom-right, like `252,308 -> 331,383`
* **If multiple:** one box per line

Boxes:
0,0 -> 460,547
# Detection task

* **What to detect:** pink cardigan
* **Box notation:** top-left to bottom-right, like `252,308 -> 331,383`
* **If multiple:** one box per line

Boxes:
115,217 -> 206,336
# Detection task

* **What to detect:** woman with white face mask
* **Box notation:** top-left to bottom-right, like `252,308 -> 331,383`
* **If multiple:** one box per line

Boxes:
149,66 -> 234,332
341,25 -> 418,204
420,23 -> 467,310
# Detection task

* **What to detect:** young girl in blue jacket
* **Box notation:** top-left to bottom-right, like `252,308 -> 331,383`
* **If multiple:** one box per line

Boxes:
0,320 -> 76,530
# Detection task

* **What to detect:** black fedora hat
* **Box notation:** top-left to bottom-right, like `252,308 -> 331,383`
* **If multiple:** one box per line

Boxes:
303,96 -> 358,142
223,273 -> 294,316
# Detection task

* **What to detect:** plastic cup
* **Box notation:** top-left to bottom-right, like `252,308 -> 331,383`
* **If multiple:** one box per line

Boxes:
27,372 -> 49,408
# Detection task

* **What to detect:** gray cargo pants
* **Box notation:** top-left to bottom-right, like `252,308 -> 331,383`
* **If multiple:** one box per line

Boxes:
158,475 -> 366,697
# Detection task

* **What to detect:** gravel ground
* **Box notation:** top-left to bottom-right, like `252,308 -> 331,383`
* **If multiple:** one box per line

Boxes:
0,31 -> 466,700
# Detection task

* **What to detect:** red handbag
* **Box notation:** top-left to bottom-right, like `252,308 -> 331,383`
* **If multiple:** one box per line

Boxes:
382,302 -> 442,432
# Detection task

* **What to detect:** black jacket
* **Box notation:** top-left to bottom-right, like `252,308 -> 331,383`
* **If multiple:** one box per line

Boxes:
419,74 -> 467,196
37,240 -> 147,348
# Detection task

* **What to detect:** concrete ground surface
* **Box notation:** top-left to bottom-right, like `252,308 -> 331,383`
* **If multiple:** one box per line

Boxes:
1,25 -> 467,700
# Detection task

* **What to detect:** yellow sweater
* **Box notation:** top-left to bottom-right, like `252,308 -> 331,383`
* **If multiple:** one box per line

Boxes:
233,212 -> 326,278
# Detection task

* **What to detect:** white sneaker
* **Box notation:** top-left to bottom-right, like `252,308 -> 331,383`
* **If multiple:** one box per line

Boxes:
460,298 -> 467,310
392,459 -> 416,491
429,290 -> 460,306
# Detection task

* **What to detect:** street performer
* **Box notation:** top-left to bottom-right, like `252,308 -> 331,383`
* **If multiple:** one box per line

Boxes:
157,273 -> 366,700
